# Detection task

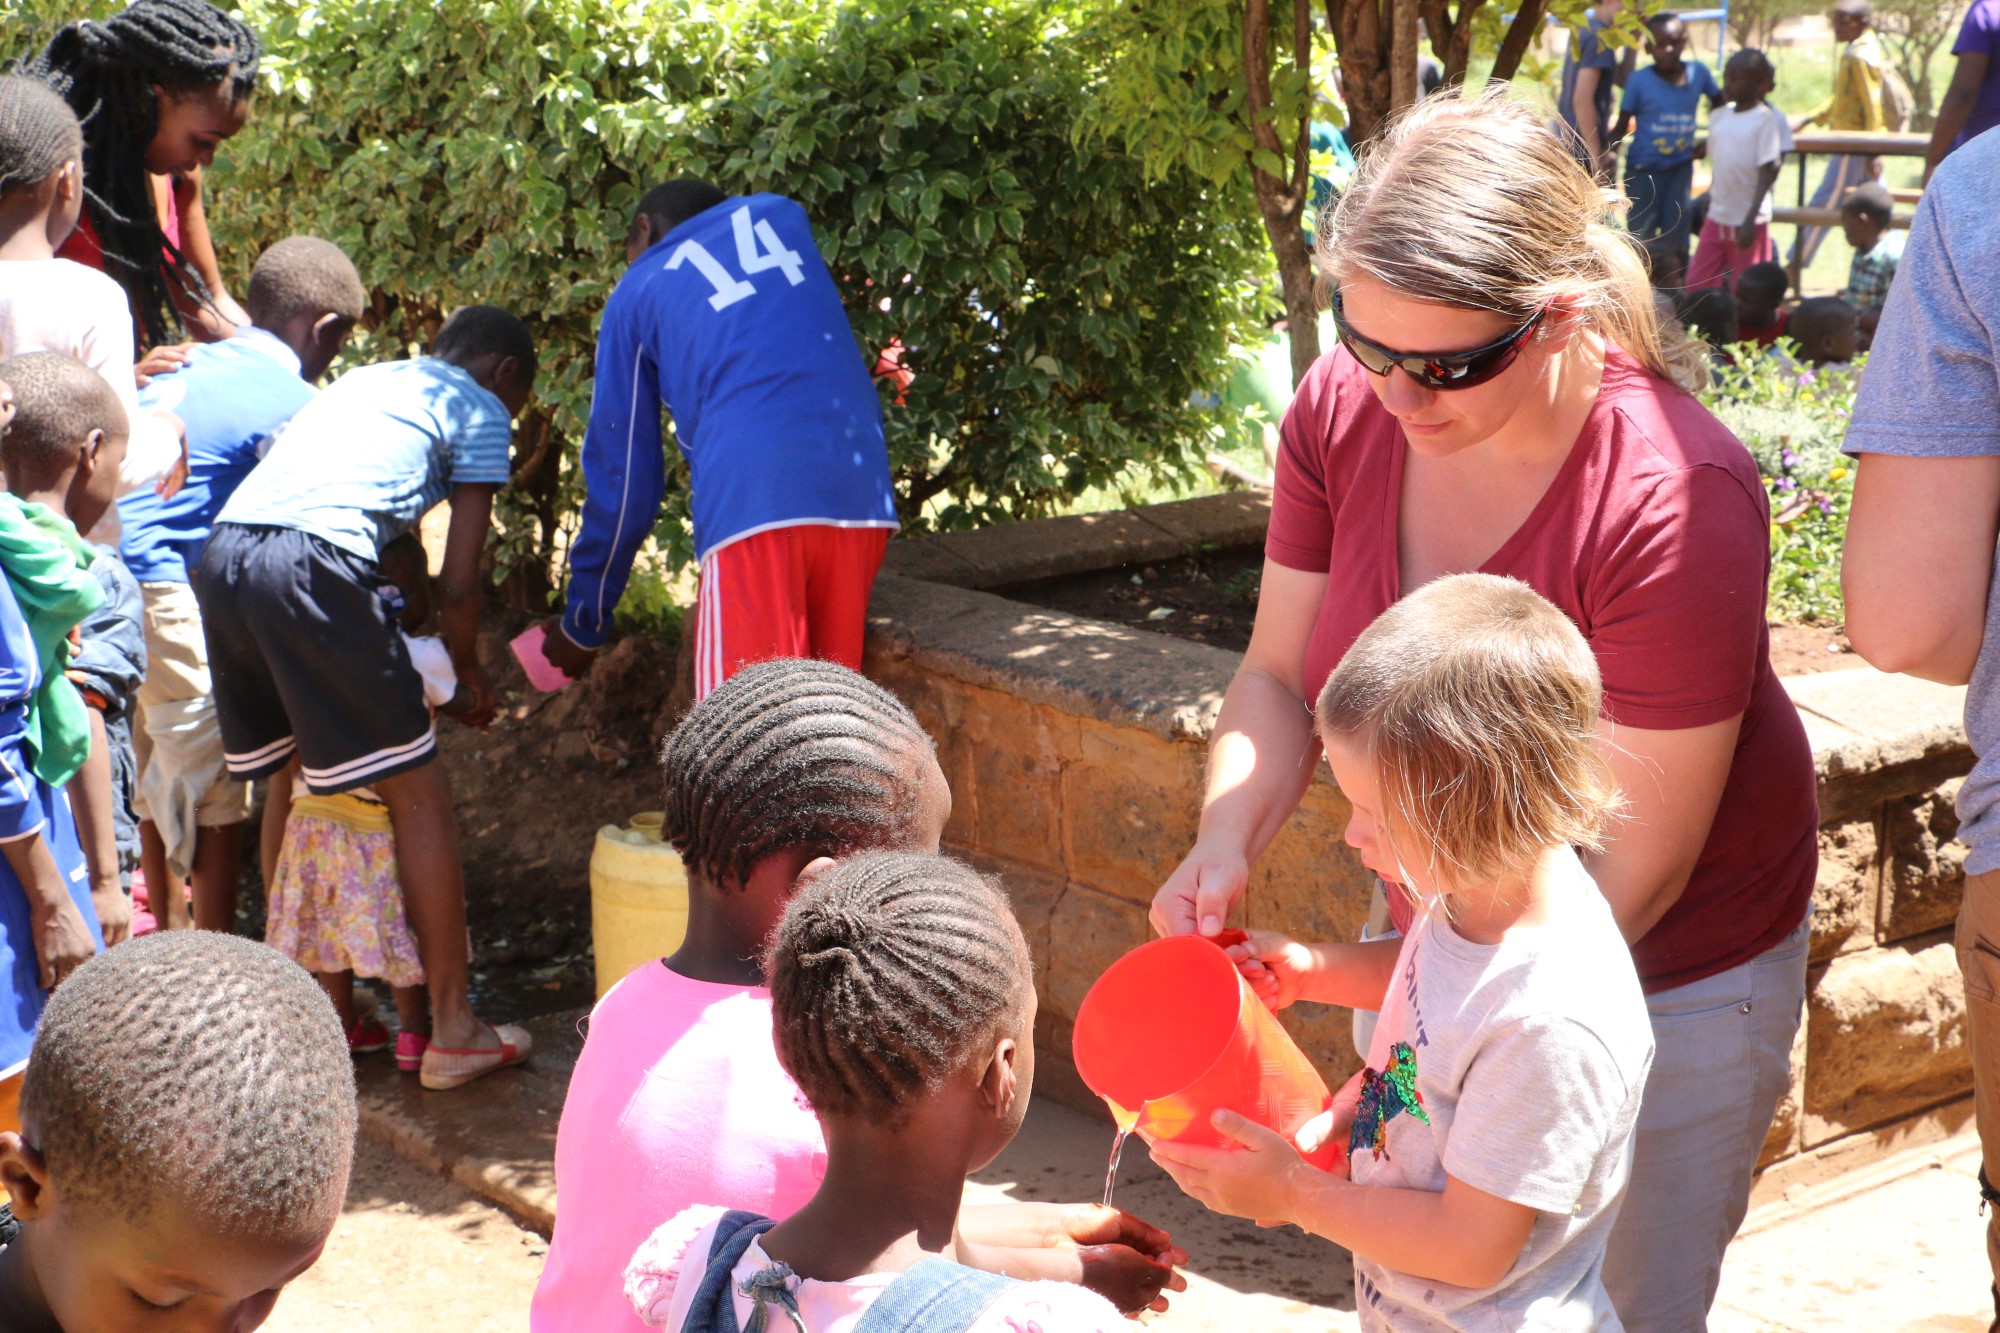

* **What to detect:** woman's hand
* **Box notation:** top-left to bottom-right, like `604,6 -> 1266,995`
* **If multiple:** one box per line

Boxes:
1150,839 -> 1249,938
1152,1110 -> 1319,1226
1225,928 -> 1320,1010
135,342 -> 195,387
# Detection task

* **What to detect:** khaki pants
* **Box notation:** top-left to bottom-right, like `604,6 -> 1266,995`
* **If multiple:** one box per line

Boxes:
1957,869 -> 2000,1290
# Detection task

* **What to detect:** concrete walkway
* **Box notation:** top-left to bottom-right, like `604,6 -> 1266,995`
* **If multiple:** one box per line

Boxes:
356,1009 -> 1995,1330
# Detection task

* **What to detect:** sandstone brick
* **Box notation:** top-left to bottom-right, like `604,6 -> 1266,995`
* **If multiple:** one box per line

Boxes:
1246,777 -> 1374,945
1041,884 -> 1153,1036
1879,778 -> 1968,945
1803,934 -> 1969,1145
958,684 -> 1074,874
1060,719 -> 1204,904
1811,818 -> 1879,963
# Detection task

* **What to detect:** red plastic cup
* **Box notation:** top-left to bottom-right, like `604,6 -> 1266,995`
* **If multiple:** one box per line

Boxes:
1072,933 -> 1341,1171
510,624 -> 572,693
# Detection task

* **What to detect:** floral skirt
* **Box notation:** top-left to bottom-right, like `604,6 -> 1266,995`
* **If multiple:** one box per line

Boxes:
266,795 -> 425,989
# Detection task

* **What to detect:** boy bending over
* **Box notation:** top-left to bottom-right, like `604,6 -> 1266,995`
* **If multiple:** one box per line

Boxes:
197,306 -> 535,1090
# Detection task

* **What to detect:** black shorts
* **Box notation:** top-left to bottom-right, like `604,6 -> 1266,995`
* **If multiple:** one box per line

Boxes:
194,524 -> 435,795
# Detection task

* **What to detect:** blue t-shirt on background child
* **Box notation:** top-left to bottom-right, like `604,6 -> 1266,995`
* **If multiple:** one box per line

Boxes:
1622,61 -> 1722,170
219,357 -> 513,561
0,572 -> 99,1079
120,328 -> 315,583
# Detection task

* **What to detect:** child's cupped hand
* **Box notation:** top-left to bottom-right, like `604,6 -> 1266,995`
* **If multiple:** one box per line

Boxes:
1225,929 -> 1318,1010
1152,1109 -> 1326,1228
1048,1205 -> 1189,1315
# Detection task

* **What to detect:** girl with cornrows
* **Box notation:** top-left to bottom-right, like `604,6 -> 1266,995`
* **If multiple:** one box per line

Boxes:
24,0 -> 261,353
627,851 -> 1130,1333
536,659 -> 1183,1333
1150,90 -> 1817,1331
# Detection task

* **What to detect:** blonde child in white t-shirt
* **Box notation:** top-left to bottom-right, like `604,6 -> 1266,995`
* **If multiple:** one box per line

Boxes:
0,76 -> 186,538
1152,574 -> 1655,1332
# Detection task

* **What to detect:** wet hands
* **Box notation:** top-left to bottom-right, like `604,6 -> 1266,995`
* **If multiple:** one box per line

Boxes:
1050,1204 -> 1189,1316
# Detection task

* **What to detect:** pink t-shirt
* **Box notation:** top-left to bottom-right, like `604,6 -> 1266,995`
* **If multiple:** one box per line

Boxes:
1265,347 -> 1817,993
625,1206 -> 1126,1333
530,964 -> 828,1333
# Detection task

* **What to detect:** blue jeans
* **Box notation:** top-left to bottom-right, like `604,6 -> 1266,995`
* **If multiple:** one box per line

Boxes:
1626,161 -> 1696,256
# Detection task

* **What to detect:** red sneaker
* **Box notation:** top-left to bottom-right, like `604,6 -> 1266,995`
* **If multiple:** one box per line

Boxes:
346,1019 -> 392,1055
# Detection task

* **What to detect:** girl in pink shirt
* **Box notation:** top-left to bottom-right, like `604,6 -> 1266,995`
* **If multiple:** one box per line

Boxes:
533,660 -> 1183,1333
626,852 -> 1133,1333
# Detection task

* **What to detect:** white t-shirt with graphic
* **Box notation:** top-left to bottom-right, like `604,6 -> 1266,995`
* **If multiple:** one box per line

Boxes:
1350,849 -> 1655,1332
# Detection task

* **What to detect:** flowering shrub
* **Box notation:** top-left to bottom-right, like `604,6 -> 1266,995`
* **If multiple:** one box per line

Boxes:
1701,347 -> 1860,625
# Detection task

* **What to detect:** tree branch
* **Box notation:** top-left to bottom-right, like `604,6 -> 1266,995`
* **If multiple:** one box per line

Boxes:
1489,0 -> 1549,83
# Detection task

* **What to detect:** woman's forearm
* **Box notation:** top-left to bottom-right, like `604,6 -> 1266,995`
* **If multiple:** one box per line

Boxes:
1196,667 -> 1320,861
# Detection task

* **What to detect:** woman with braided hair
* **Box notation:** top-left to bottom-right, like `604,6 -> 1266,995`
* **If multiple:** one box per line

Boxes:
625,851 -> 1139,1333
536,659 -> 1184,1333
23,0 -> 261,353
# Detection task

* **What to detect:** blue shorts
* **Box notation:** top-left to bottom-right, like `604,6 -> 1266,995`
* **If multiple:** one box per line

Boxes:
0,779 -> 97,1078
194,524 -> 435,795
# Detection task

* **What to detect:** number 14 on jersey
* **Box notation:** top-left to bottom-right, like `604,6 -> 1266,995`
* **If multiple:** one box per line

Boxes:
666,206 -> 807,311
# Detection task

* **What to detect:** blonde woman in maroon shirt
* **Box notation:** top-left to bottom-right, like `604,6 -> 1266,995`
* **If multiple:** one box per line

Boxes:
1149,91 -> 1817,1331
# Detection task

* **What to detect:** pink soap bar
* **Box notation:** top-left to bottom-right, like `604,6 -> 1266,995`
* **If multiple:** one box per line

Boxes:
510,625 -> 573,693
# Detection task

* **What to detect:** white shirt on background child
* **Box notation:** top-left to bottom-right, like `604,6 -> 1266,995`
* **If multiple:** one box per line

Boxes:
0,257 -> 187,541
1351,848 -> 1654,1332
626,1205 -> 1126,1333
1703,103 -> 1795,228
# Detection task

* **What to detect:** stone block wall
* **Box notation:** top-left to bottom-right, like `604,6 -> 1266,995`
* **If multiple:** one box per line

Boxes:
866,495 -> 1977,1179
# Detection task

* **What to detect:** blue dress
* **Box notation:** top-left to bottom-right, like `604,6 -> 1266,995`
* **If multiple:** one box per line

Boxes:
0,571 -> 100,1079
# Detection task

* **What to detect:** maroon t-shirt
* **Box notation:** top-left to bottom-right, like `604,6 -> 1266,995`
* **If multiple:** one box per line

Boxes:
1266,347 -> 1817,993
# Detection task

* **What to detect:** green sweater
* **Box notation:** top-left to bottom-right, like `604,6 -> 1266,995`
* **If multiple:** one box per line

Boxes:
0,495 -> 104,787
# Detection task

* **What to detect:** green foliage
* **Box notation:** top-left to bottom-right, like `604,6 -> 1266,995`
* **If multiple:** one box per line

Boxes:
1701,349 -> 1860,624
9,0 -> 1265,585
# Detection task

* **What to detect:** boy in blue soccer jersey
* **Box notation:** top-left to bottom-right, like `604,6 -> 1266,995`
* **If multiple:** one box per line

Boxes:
120,236 -> 363,934
540,180 -> 899,698
194,305 -> 535,1092
1615,14 -> 1724,271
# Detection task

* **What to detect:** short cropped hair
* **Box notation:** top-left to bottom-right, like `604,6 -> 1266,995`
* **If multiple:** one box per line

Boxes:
1678,287 -> 1739,347
0,351 -> 126,474
1726,47 -> 1775,80
1790,295 -> 1858,349
19,932 -> 356,1239
767,851 -> 1031,1119
1317,573 -> 1619,893
0,75 -> 82,197
634,179 -> 729,239
660,658 -> 935,888
1737,262 -> 1790,304
431,304 -> 537,379
245,236 -> 366,331
1840,181 -> 1894,224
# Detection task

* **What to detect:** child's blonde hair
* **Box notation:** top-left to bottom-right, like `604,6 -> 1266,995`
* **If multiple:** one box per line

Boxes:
1317,574 -> 1619,895
1321,88 -> 1710,392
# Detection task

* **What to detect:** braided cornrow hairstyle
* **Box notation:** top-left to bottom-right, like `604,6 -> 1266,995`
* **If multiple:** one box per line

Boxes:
0,75 -> 82,197
767,850 -> 1032,1118
22,0 -> 261,346
660,658 -> 935,888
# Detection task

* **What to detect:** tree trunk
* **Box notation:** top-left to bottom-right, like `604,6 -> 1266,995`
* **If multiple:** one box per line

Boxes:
1418,0 -> 1490,88
1390,0 -> 1421,116
1489,0 -> 1548,82
1244,0 -> 1322,386
1328,0 -> 1395,145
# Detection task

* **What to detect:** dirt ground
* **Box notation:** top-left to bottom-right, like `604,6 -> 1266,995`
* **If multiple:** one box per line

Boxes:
264,1138 -> 544,1333
1006,548 -> 1858,676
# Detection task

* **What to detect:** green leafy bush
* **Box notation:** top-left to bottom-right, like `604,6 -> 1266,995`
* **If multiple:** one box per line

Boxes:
1701,348 -> 1860,625
11,0 -> 1266,596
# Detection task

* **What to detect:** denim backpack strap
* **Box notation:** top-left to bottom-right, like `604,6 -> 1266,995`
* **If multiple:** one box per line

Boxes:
851,1258 -> 1020,1333
679,1211 -> 778,1333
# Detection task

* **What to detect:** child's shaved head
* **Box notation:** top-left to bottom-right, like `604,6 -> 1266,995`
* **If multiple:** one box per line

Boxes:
245,235 -> 366,332
0,351 -> 125,474
20,931 -> 356,1240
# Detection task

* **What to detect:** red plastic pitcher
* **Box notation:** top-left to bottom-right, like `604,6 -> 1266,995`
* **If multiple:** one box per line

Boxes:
1072,933 -> 1342,1171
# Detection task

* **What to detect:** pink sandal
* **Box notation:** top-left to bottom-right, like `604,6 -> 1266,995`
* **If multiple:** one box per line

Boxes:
419,1024 -> 532,1091
396,1032 -> 430,1073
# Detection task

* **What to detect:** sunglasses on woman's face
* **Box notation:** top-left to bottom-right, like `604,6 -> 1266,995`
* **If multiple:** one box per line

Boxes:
1331,289 -> 1548,391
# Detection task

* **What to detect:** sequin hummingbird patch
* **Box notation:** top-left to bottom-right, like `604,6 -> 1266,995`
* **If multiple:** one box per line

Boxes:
1348,1041 -> 1429,1163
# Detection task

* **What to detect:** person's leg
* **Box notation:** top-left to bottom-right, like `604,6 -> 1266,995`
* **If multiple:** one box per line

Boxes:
1601,914 -> 1809,1331
805,527 -> 892,670
1954,871 -> 2000,1312
260,760 -> 299,894
695,529 -> 812,699
189,820 -> 245,933
316,968 -> 358,1031
371,759 -> 486,1054
1686,219 -> 1731,290
1793,153 -> 1863,269
1661,162 -> 1696,265
1626,167 -> 1666,243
